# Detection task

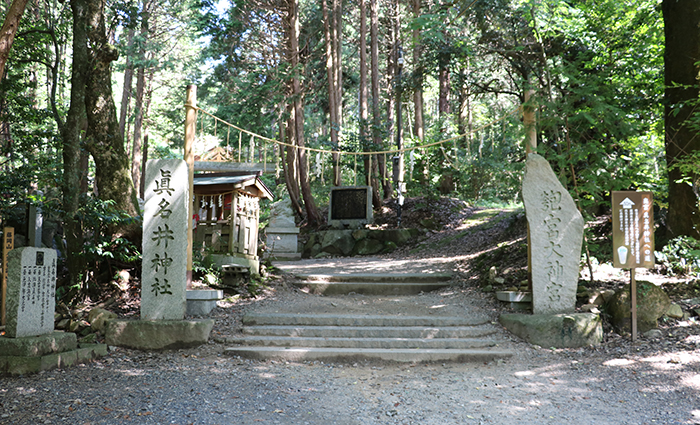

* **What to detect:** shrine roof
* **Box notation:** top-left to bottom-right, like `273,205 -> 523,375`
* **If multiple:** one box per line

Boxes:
193,173 -> 274,200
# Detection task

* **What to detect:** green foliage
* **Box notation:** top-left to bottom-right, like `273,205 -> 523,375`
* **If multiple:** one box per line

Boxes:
55,198 -> 142,303
668,150 -> 700,201
0,71 -> 63,226
655,236 -> 700,277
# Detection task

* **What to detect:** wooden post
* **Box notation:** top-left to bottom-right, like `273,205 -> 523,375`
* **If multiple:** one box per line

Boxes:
184,85 -> 197,289
2,227 -> 14,326
631,268 -> 638,342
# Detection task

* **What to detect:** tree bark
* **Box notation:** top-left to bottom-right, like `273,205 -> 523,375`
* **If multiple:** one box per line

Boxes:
663,0 -> 700,239
281,116 -> 304,218
84,0 -> 139,219
322,0 -> 342,186
288,0 -> 320,225
439,64 -> 450,117
457,65 -> 472,156
359,0 -> 368,142
412,0 -> 424,143
385,0 -> 396,150
371,0 -> 391,198
61,0 -> 89,289
0,0 -> 29,80
283,123 -> 304,217
359,0 -> 380,206
132,8 -> 151,200
118,28 -> 134,143
333,0 -> 342,128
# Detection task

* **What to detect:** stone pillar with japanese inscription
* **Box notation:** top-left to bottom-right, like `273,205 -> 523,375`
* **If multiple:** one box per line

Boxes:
142,159 -> 188,320
522,153 -> 584,314
5,247 -> 57,337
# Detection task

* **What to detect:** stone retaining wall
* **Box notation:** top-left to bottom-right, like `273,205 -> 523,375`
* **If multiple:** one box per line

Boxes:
303,229 -> 422,258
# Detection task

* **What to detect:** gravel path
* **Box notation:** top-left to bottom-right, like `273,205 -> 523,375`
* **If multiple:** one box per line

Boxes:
2,335 -> 699,424
3,277 -> 700,425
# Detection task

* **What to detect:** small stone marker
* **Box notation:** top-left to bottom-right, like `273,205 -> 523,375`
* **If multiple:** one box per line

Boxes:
141,159 -> 188,320
5,247 -> 57,338
522,153 -> 584,314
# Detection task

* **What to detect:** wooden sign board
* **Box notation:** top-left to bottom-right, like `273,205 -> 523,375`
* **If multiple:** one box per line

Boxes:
612,191 -> 654,269
2,227 -> 14,326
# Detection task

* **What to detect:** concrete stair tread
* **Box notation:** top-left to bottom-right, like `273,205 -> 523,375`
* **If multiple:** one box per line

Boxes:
296,273 -> 453,283
241,324 -> 498,338
291,281 -> 452,295
292,280 -> 450,285
226,335 -> 502,349
243,312 -> 491,327
224,346 -> 513,363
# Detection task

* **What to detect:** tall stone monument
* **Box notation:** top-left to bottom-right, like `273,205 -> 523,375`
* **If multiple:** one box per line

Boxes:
106,159 -> 214,350
522,153 -> 584,314
264,196 -> 301,260
141,159 -> 189,320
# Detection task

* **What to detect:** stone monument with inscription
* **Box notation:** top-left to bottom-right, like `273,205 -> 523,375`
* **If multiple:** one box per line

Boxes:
106,159 -> 214,350
522,153 -> 584,314
5,247 -> 56,337
264,196 -> 301,260
140,159 -> 189,320
0,247 -> 107,375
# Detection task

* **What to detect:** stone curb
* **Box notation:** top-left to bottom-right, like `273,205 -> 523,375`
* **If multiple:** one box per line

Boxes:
0,343 -> 107,376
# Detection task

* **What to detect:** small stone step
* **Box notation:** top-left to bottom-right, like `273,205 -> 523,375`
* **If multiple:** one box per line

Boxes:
291,280 -> 452,295
226,336 -> 501,349
296,273 -> 453,283
241,324 -> 497,339
224,346 -> 513,363
242,313 -> 491,327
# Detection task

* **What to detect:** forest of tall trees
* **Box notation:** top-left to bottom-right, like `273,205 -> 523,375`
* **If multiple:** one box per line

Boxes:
0,0 -> 699,299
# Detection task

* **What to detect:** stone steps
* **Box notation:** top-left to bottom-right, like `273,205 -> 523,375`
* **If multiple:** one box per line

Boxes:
290,272 -> 454,295
242,312 -> 490,327
224,347 -> 513,363
241,324 -> 498,338
225,271 -> 513,363
295,273 -> 454,283
226,336 -> 500,349
290,281 -> 452,295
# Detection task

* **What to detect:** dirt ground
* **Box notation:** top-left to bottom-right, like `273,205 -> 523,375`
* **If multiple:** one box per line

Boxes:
2,196 -> 700,424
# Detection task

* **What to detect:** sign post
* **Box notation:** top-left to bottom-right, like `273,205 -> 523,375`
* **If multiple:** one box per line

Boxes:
611,191 -> 655,342
2,227 -> 14,326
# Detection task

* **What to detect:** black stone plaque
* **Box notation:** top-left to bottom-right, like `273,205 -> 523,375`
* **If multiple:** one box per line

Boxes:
330,188 -> 369,220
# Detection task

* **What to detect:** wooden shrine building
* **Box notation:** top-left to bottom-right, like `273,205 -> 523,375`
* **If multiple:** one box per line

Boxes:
193,172 -> 273,274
